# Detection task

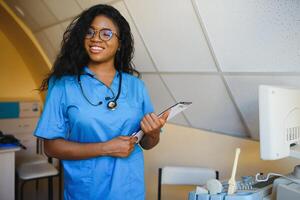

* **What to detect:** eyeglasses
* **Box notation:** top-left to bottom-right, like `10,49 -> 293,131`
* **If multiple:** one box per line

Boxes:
85,27 -> 119,41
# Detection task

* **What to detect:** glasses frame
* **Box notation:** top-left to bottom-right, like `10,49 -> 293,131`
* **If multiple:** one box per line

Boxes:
85,27 -> 120,41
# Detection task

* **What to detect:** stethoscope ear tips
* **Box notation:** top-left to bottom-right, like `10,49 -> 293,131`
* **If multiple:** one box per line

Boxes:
107,101 -> 117,110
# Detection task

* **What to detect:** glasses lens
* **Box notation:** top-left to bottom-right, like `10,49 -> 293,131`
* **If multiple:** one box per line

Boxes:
100,29 -> 113,41
85,28 -> 95,39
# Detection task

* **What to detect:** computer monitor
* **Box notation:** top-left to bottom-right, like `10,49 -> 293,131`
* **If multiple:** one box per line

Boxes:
259,85 -> 300,160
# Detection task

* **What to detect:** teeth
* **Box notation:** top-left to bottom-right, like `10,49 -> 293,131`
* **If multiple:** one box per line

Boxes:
90,46 -> 103,50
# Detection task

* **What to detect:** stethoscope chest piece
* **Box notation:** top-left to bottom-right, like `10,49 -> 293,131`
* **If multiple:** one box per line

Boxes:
78,70 -> 122,110
107,101 -> 117,110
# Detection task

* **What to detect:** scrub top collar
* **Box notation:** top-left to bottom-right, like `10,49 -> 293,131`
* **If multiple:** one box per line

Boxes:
83,66 -> 120,78
82,66 -> 127,98
83,66 -> 121,86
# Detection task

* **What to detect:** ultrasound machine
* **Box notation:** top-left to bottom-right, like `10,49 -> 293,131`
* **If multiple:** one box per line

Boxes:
189,85 -> 300,200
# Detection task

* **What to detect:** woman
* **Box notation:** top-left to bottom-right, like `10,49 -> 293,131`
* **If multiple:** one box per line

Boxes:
34,4 -> 168,200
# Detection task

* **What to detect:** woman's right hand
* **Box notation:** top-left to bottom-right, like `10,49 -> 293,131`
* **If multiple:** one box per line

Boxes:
102,136 -> 137,157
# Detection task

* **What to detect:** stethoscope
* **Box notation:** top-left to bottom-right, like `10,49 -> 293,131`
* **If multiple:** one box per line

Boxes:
77,71 -> 122,110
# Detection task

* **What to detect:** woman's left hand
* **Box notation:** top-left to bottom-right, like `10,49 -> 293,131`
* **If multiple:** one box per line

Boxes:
140,111 -> 169,137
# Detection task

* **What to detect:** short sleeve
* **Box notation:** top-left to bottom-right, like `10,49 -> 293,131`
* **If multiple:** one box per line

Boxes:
141,81 -> 154,115
34,77 -> 69,139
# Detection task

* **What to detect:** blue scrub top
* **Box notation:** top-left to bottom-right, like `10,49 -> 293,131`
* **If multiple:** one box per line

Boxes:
34,66 -> 154,200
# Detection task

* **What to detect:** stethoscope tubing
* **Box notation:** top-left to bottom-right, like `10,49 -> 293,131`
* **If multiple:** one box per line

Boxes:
77,71 -> 122,110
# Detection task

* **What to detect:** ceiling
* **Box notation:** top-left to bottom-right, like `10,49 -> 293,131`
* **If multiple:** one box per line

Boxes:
4,0 -> 300,140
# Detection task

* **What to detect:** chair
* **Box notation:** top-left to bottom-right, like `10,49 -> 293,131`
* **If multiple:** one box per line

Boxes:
15,139 -> 62,200
0,110 -> 62,199
157,166 -> 219,200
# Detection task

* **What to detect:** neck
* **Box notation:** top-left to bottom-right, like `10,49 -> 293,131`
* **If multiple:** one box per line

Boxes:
88,60 -> 116,77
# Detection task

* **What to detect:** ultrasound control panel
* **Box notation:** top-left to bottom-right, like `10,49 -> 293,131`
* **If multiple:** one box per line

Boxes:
188,175 -> 278,200
224,175 -> 278,191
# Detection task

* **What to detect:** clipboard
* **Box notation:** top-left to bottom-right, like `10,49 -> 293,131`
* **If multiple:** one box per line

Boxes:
131,102 -> 192,143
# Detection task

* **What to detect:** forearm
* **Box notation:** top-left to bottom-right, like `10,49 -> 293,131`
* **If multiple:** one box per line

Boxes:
44,139 -> 107,160
139,129 -> 160,150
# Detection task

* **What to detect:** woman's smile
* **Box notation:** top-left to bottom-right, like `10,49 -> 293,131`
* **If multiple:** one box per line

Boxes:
89,44 -> 105,54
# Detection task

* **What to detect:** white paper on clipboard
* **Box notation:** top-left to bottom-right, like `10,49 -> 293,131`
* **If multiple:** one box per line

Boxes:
131,102 -> 192,143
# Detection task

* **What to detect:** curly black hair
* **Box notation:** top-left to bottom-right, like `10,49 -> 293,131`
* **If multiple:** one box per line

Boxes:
40,4 -> 138,91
